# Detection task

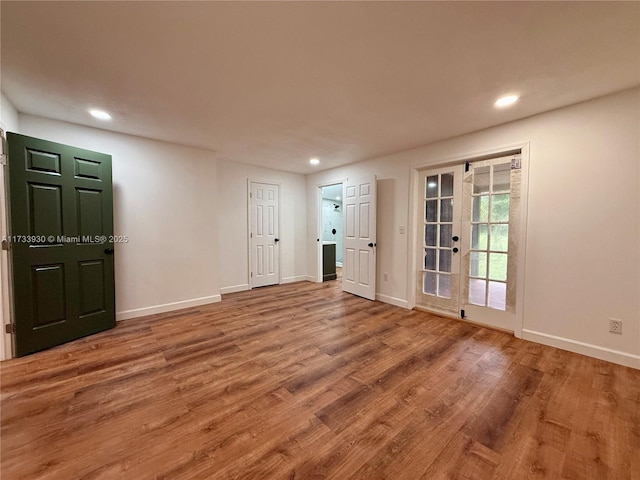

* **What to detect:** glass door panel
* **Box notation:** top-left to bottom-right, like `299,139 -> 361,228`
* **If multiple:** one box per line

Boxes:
461,154 -> 523,332
415,165 -> 463,314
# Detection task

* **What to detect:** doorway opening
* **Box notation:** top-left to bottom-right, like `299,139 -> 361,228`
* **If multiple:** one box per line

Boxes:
320,183 -> 343,282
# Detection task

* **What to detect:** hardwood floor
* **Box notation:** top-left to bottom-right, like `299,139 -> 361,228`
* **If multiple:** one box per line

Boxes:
1,280 -> 638,479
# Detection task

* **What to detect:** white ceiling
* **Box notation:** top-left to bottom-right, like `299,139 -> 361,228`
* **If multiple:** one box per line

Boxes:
2,2 -> 638,174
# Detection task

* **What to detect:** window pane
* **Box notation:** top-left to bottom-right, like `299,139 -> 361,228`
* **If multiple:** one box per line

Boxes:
469,278 -> 486,306
490,194 -> 510,222
438,274 -> 451,298
423,271 -> 437,295
439,224 -> 452,248
439,249 -> 451,273
492,163 -> 510,192
426,176 -> 438,198
488,252 -> 508,281
440,198 -> 453,222
426,200 -> 437,222
424,248 -> 436,270
472,195 -> 489,222
471,224 -> 488,250
488,281 -> 507,310
473,166 -> 490,194
425,224 -> 437,246
470,251 -> 487,278
440,173 -> 454,197
490,224 -> 509,252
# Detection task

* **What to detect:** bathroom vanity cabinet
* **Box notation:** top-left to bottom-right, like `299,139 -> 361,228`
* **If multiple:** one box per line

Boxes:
322,242 -> 337,281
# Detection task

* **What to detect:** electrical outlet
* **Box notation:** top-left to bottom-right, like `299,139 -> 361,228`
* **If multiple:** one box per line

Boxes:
609,318 -> 622,334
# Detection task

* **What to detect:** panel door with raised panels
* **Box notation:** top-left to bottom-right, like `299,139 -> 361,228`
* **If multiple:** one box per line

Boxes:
7,133 -> 115,356
250,182 -> 279,288
342,175 -> 377,300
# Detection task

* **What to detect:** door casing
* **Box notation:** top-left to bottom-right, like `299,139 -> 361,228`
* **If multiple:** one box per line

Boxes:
0,130 -> 13,359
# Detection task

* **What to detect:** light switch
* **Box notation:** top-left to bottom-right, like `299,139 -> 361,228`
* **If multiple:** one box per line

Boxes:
399,225 -> 406,234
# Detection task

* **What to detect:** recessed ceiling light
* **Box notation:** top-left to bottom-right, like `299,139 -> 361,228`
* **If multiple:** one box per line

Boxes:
89,109 -> 112,120
336,196 -> 341,200
494,95 -> 519,108
309,158 -> 320,165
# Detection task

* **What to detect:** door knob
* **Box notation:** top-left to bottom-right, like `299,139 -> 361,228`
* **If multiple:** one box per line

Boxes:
452,247 -> 459,253
274,238 -> 279,243
368,242 -> 374,248
104,248 -> 114,254
452,236 -> 459,242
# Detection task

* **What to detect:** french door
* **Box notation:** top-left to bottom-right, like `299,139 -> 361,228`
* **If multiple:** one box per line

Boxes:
415,165 -> 463,315
416,154 -> 524,332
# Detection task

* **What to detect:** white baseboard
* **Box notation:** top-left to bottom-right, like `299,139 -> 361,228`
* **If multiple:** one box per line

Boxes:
522,329 -> 640,369
305,275 -> 319,283
375,293 -> 410,309
281,275 -> 308,284
116,294 -> 221,321
220,284 -> 249,295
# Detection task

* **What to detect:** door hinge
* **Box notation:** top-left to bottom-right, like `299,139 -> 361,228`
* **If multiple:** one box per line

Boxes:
250,233 -> 253,238
464,161 -> 470,172
249,192 -> 252,198
1,238 -> 9,251
5,323 -> 15,334
0,154 -> 7,166
460,309 -> 466,319
250,272 -> 253,277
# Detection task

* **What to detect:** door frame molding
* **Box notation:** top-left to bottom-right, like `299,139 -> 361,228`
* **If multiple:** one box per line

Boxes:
247,179 -> 281,289
315,178 -> 347,283
408,141 -> 530,338
0,130 -> 13,360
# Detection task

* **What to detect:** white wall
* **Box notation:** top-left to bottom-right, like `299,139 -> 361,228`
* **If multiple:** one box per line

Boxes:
217,159 -> 307,293
1,92 -> 19,133
18,114 -> 221,320
306,88 -> 640,368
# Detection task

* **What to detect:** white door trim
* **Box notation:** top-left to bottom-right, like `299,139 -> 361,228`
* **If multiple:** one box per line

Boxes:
0,130 -> 13,360
408,141 -> 530,338
247,179 -> 281,288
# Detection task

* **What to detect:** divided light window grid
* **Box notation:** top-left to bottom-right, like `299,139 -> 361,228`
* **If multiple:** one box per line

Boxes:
423,172 -> 454,298
469,163 -> 510,310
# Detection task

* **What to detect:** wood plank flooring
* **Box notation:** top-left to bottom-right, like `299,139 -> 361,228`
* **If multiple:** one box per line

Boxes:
1,280 -> 638,479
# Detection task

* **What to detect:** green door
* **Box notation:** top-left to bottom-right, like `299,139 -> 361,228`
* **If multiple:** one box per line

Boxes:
7,133 -> 115,356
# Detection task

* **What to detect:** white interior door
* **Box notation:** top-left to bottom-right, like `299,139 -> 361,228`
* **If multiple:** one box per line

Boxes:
342,175 -> 377,300
250,182 -> 279,288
